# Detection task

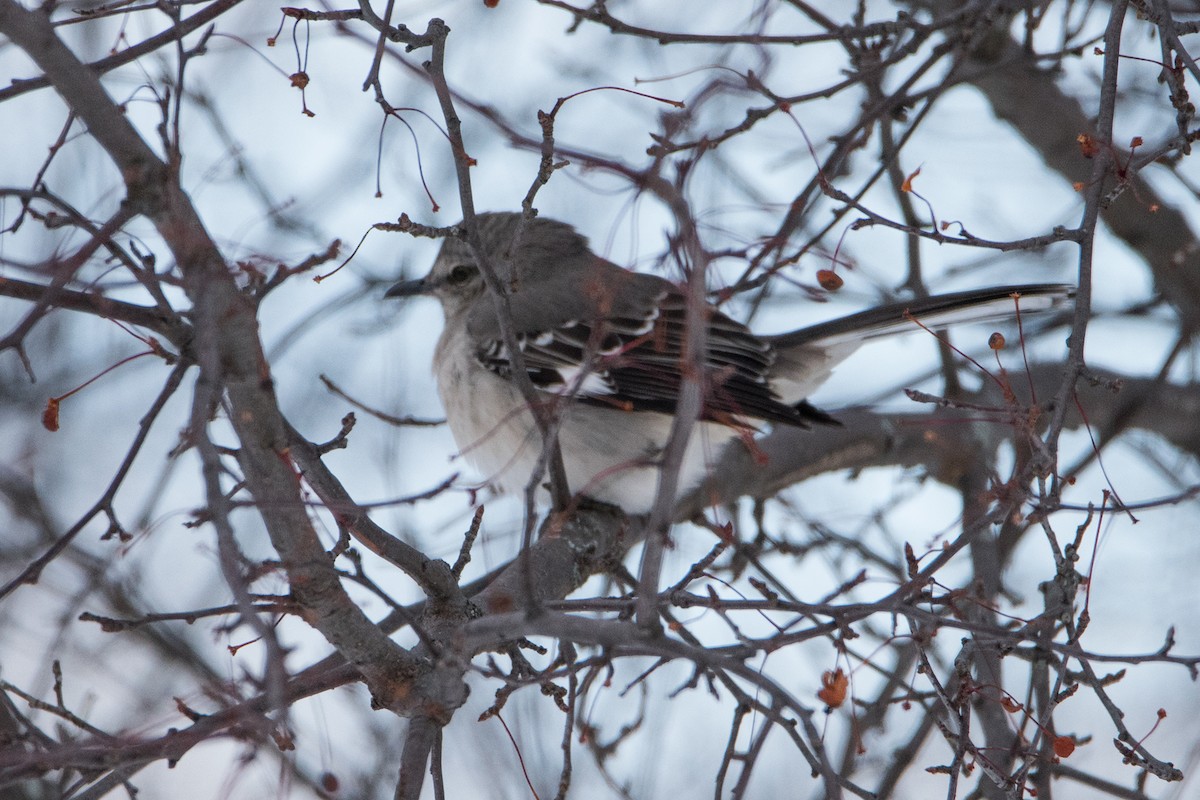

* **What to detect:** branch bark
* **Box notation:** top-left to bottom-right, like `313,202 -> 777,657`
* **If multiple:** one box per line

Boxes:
0,0 -> 432,715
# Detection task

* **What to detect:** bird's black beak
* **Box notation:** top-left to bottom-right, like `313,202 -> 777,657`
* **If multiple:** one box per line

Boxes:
385,277 -> 430,299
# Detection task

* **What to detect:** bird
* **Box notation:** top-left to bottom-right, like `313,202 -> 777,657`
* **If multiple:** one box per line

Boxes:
387,212 -> 1071,514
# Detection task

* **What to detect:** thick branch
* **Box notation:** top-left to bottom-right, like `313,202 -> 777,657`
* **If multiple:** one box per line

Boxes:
682,362 -> 1199,515
0,0 -> 429,713
0,276 -> 185,345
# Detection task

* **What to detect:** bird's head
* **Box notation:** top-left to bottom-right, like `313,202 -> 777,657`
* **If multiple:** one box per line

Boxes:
386,212 -> 590,318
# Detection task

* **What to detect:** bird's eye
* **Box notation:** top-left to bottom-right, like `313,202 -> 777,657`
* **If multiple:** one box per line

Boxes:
447,264 -> 476,286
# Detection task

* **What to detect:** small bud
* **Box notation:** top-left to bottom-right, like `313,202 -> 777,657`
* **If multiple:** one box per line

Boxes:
42,398 -> 60,432
817,668 -> 848,708
816,269 -> 844,291
1053,736 -> 1076,758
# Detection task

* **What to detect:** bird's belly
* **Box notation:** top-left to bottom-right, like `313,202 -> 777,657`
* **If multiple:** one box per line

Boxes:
436,363 -> 735,513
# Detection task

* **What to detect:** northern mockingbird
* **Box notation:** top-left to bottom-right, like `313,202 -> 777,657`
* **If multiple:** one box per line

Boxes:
388,212 -> 1070,513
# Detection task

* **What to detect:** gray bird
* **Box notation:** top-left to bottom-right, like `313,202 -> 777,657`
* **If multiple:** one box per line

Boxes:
388,212 -> 1070,513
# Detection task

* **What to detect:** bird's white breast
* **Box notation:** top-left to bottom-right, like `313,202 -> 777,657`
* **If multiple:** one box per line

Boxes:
433,324 -> 736,513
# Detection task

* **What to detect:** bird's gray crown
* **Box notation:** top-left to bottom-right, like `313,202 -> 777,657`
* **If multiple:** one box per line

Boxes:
402,212 -> 594,320
434,212 -> 590,285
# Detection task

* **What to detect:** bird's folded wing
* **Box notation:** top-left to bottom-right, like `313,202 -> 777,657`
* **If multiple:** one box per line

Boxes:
471,287 -> 832,427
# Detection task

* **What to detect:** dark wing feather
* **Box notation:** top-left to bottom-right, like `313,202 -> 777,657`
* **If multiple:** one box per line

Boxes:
474,286 -> 835,428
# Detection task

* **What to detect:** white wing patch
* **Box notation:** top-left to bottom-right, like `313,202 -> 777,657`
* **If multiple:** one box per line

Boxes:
554,366 -> 617,396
